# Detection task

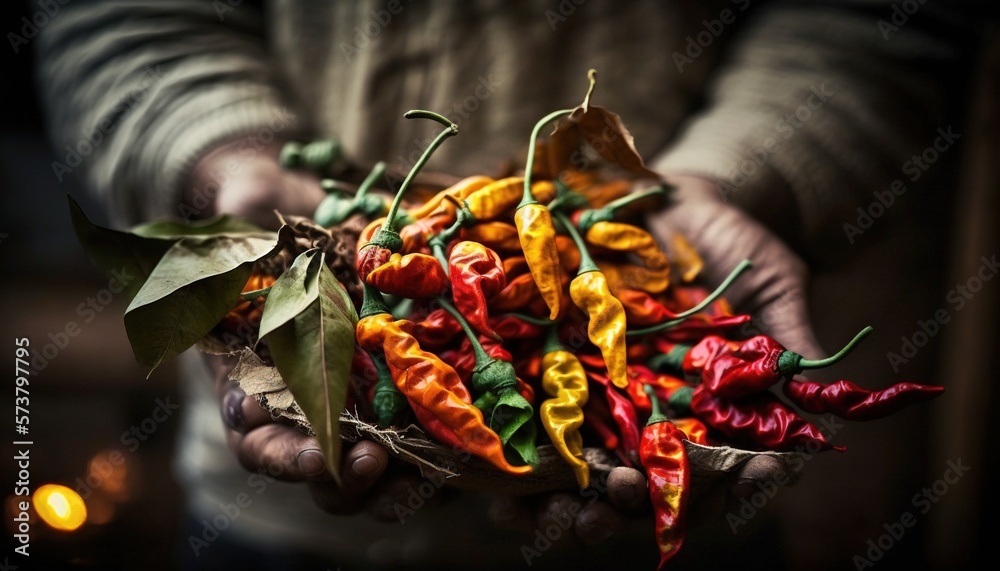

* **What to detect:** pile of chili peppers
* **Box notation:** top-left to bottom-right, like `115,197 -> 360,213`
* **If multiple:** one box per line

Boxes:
228,99 -> 944,568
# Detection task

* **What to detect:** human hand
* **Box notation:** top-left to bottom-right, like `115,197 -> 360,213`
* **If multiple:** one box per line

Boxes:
206,352 -> 392,514
188,139 -> 327,229
489,456 -> 791,547
648,174 -> 823,358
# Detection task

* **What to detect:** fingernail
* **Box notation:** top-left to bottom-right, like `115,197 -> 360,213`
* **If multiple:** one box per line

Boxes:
349,453 -> 381,478
222,388 -> 246,432
297,449 -> 328,478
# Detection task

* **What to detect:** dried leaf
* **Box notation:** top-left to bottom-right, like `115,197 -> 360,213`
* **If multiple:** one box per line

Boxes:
261,253 -> 358,485
230,348 -> 309,430
124,232 -> 283,372
548,71 -> 660,179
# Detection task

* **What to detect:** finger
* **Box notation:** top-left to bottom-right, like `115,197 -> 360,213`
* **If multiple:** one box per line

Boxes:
575,501 -> 626,545
227,423 -> 326,482
606,466 -> 649,514
221,385 -> 273,433
731,455 -> 793,499
536,493 -> 583,549
340,440 -> 389,494
488,496 -> 535,532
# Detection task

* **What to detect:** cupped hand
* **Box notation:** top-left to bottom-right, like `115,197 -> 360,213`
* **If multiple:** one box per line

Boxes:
649,174 -> 823,358
193,140 -> 399,515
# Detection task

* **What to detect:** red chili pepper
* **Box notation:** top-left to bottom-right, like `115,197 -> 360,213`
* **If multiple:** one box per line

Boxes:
488,272 -> 542,313
449,241 -> 506,340
672,417 -> 709,445
640,385 -> 690,570
489,315 -> 544,340
365,252 -> 449,298
653,314 -> 752,344
665,283 -> 734,318
681,327 -> 873,399
583,397 -> 621,451
409,308 -> 464,350
614,289 -> 678,326
783,378 -> 944,421
587,371 -> 641,459
687,386 -> 842,452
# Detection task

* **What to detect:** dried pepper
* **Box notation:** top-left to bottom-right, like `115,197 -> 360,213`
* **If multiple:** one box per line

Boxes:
438,297 -> 539,468
588,371 -> 641,461
365,253 -> 449,298
640,385 -> 690,570
582,221 -> 669,270
448,241 -> 506,340
539,330 -> 590,488
783,378 -> 944,421
597,260 -> 670,295
355,286 -> 529,475
463,221 -> 523,253
684,386 -> 841,452
680,327 -> 873,399
406,175 -> 492,220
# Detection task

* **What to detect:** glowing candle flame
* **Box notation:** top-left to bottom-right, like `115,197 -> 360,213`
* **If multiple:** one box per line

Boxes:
33,485 -> 87,531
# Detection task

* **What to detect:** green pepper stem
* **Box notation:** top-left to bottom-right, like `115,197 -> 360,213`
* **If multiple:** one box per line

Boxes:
625,259 -> 753,337
520,109 -> 574,208
644,385 -> 668,425
436,296 -> 491,367
542,326 -> 564,355
602,185 -> 667,214
353,161 -> 386,202
553,210 -> 599,275
796,326 -> 873,370
384,111 -> 459,231
360,283 -> 391,318
240,286 -> 271,301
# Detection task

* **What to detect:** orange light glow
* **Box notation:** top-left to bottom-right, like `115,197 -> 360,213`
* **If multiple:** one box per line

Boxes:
33,485 -> 87,531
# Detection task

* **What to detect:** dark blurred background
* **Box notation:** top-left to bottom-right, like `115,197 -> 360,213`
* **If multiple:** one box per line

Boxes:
1,1 -> 996,570
1,1 -> 184,569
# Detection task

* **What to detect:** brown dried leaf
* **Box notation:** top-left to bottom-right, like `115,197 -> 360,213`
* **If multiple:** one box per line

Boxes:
548,71 -> 660,179
229,348 -> 310,431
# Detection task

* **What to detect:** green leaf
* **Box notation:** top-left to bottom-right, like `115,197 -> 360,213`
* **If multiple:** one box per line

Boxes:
478,390 -> 539,468
124,233 -> 282,371
68,195 -> 174,302
131,215 -> 264,238
262,256 -> 358,485
258,250 -> 322,340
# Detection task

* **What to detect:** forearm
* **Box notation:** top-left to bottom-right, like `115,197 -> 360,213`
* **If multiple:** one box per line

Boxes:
36,0 -> 306,226
653,0 -> 984,260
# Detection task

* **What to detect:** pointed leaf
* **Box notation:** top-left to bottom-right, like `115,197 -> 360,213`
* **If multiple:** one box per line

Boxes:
263,258 -> 358,484
549,106 -> 659,179
124,233 -> 282,370
258,249 -> 323,340
68,195 -> 173,302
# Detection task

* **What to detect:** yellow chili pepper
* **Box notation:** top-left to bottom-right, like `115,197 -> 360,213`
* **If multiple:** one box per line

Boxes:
463,221 -> 522,253
407,175 -> 493,220
669,233 -> 704,283
597,260 -> 670,294
464,177 -> 524,221
514,203 -> 563,320
585,221 -> 669,270
570,270 -> 628,389
540,340 -> 590,488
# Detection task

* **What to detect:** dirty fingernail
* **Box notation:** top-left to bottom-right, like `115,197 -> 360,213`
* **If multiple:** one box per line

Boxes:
297,449 -> 328,478
222,388 -> 246,432
350,453 -> 381,478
